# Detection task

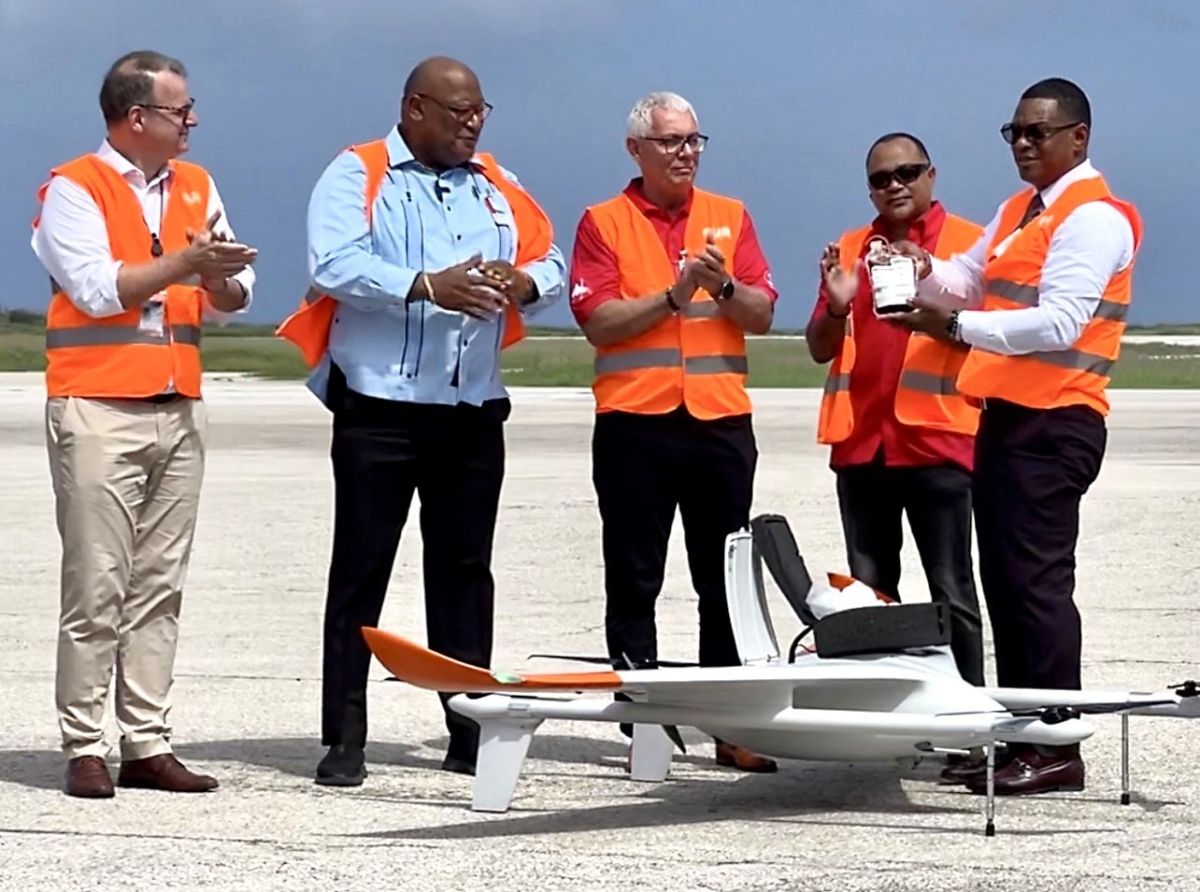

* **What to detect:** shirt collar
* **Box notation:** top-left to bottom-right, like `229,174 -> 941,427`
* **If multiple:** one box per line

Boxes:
623,177 -> 694,221
386,125 -> 487,174
96,139 -> 173,187
1037,158 -> 1099,207
870,199 -> 947,249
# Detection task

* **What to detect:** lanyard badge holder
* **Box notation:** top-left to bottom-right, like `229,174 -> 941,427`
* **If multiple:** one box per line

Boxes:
139,291 -> 167,339
864,236 -> 917,316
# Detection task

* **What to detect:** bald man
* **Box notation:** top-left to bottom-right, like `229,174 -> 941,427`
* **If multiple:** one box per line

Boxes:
288,56 -> 566,786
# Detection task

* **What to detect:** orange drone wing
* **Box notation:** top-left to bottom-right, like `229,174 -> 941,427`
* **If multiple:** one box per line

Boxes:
362,627 -> 624,693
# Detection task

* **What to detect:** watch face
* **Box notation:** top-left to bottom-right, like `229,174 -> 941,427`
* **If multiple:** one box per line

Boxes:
720,279 -> 735,299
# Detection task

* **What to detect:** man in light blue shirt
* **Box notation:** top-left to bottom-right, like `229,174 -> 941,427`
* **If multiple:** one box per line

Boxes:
304,56 -> 566,787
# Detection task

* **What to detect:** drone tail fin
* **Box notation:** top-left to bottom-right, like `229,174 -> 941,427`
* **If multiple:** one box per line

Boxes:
362,627 -> 625,693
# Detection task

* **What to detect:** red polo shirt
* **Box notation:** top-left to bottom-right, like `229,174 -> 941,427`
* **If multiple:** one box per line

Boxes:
569,179 -> 778,325
809,201 -> 975,473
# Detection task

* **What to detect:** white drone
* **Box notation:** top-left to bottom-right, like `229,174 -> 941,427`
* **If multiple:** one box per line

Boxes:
363,514 -> 1199,836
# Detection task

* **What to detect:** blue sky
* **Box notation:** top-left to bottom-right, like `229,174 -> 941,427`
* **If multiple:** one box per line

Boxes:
1,0 -> 1195,328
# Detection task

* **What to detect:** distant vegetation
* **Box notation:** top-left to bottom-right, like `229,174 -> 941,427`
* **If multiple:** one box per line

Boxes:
5,308 -> 1200,387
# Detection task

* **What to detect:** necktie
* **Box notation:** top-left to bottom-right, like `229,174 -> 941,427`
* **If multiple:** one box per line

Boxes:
1017,192 -> 1045,229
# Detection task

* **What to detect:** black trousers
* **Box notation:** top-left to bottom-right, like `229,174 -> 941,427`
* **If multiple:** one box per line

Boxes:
320,365 -> 507,762
835,459 -> 985,685
973,399 -> 1106,692
592,408 -> 757,670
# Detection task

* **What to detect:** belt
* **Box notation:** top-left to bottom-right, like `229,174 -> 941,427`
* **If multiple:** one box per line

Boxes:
144,393 -> 182,404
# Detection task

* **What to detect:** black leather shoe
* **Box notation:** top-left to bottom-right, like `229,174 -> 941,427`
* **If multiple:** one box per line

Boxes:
441,755 -> 476,776
315,743 -> 367,786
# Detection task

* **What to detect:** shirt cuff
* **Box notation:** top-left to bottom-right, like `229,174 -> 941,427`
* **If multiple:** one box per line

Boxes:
327,268 -> 421,313
518,258 -> 564,316
955,309 -> 988,348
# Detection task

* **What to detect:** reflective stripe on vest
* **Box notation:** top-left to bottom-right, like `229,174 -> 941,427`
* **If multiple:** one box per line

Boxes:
593,349 -> 748,375
956,176 -> 1143,417
816,211 -> 984,445
37,154 -> 211,399
586,188 -> 751,421
898,368 -> 962,396
275,142 -> 552,368
46,323 -> 202,349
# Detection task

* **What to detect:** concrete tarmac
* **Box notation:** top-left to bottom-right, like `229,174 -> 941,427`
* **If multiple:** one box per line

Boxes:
1,372 -> 1197,892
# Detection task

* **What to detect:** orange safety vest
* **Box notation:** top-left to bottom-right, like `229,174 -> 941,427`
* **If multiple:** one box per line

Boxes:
275,140 -> 553,368
955,176 -> 1143,417
586,188 -> 750,420
35,154 -> 212,399
817,213 -> 984,445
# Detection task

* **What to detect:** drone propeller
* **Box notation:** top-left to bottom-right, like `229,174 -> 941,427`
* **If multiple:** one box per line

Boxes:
528,653 -> 700,669
1016,701 -> 1177,724
938,699 -> 1178,723
615,652 -> 688,754
1169,680 -> 1199,698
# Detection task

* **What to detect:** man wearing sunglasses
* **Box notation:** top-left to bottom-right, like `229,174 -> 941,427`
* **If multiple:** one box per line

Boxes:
892,77 -> 1142,796
805,134 -> 986,709
569,91 -> 778,773
281,56 -> 566,786
30,50 -> 257,799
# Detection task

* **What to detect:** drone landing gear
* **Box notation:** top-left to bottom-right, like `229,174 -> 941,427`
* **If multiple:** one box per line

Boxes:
1120,712 -> 1132,806
472,713 -> 543,813
984,743 -> 997,838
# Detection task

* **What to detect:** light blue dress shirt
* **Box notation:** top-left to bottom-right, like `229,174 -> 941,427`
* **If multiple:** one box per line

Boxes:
305,126 -> 566,407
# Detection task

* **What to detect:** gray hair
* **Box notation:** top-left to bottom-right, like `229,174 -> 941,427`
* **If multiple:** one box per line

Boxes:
626,91 -> 698,139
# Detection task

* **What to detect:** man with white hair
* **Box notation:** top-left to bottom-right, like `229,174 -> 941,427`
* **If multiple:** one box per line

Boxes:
569,91 -> 779,772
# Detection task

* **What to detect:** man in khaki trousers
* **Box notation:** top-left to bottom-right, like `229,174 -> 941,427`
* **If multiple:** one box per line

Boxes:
31,50 -> 257,798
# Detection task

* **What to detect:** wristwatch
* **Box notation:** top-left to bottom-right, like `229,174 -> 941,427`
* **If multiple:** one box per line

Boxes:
946,310 -> 962,342
717,277 -> 735,301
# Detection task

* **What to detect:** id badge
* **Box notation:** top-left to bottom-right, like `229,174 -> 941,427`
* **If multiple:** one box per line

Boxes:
139,298 -> 166,338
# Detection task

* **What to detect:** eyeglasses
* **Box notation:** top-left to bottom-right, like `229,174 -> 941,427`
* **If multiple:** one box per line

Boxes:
142,99 -> 196,120
867,162 -> 929,191
1000,121 -> 1081,145
416,93 -> 493,123
642,133 -> 709,154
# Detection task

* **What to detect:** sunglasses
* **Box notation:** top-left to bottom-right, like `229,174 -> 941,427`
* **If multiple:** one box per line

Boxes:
1000,121 -> 1081,145
867,162 -> 929,191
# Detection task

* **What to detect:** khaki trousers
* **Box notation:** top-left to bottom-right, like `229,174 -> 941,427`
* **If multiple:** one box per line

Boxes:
45,395 -> 207,761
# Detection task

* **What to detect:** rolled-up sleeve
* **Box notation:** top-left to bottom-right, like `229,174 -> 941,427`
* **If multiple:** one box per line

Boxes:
31,176 -> 126,318
494,165 -> 566,317
202,174 -> 256,320
518,241 -> 567,317
307,150 -> 418,311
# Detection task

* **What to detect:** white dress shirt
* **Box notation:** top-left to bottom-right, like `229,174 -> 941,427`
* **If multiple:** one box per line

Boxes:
31,140 -> 255,320
917,159 -> 1134,355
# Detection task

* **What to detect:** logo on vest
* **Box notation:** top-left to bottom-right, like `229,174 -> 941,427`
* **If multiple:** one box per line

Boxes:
181,191 -> 201,207
703,226 -> 732,242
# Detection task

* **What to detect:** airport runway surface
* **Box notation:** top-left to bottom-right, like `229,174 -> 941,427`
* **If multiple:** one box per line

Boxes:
1,373 -> 1197,892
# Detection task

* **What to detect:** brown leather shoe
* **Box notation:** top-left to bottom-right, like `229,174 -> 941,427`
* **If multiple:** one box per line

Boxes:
966,750 -> 1084,796
117,753 -> 218,793
65,756 -> 115,798
938,757 -> 988,785
715,741 -> 778,773
937,748 -> 1011,785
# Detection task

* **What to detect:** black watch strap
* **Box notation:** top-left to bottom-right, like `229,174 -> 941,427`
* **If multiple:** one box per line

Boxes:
946,309 -> 962,341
